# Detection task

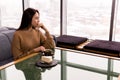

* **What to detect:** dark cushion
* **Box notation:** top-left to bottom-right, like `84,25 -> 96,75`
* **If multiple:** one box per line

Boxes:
83,40 -> 120,57
56,35 -> 88,49
0,34 -> 13,65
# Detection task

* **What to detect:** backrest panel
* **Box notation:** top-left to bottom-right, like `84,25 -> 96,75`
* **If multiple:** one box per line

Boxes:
0,34 -> 13,61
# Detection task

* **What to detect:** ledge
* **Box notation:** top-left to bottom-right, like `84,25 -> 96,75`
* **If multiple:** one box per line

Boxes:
55,47 -> 120,61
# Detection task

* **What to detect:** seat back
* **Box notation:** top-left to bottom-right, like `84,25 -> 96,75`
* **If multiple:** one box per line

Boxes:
0,27 -> 16,66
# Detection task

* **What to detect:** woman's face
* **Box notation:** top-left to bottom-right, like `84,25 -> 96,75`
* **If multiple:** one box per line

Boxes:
31,12 -> 40,28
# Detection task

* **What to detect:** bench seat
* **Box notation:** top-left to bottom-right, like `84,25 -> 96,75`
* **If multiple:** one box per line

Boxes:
56,35 -> 88,49
83,40 -> 120,57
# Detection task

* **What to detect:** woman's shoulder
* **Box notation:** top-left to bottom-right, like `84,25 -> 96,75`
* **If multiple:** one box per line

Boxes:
13,30 -> 23,36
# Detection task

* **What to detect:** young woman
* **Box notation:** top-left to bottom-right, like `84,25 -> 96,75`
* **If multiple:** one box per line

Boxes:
11,8 -> 55,60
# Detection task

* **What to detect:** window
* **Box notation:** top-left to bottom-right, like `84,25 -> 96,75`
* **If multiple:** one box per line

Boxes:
0,0 -> 22,28
29,0 -> 60,35
67,52 -> 108,70
67,0 -> 112,40
67,67 -> 107,80
115,0 -> 120,41
67,0 -> 112,72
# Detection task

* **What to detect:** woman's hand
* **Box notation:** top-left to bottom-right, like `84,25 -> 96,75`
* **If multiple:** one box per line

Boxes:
34,46 -> 45,52
39,23 -> 48,32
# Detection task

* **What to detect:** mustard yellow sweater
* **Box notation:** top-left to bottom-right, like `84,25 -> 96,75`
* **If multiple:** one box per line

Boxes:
11,28 -> 55,60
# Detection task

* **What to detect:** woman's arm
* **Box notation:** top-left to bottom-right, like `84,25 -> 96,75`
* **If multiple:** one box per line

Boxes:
38,23 -> 56,49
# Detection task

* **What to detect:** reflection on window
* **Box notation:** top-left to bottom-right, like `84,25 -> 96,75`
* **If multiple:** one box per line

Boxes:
0,0 -> 22,28
29,0 -> 60,35
67,0 -> 112,40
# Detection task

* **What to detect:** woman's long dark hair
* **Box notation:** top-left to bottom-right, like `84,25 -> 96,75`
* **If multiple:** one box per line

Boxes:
18,8 -> 39,30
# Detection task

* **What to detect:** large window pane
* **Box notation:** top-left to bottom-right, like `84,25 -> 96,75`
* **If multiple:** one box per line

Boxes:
113,77 -> 118,80
29,0 -> 60,35
67,52 -> 108,70
0,0 -> 22,28
113,60 -> 120,73
67,0 -> 112,40
115,0 -> 120,41
67,67 -> 107,80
